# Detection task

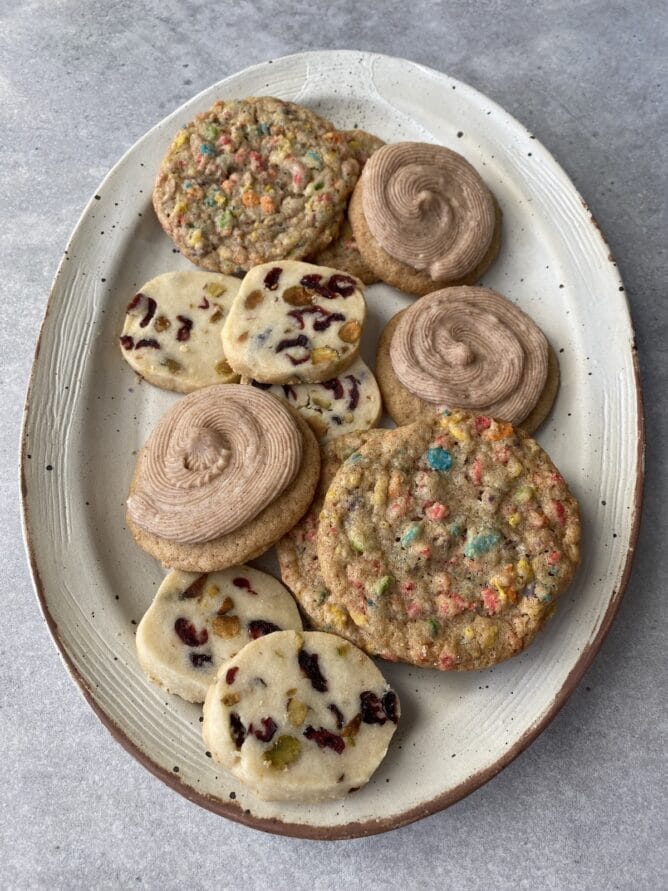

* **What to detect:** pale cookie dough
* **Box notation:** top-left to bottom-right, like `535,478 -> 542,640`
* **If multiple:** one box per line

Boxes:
317,412 -> 581,671
136,566 -> 303,703
202,630 -> 399,802
222,260 -> 367,383
153,96 -> 360,274
119,271 -> 240,393
242,356 -> 382,442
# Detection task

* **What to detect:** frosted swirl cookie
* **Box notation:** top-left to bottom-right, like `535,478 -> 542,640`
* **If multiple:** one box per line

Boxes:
203,630 -> 399,801
349,142 -> 501,296
222,261 -> 366,384
153,97 -> 359,274
317,412 -> 581,670
126,384 -> 320,571
276,430 -> 384,651
243,356 -> 382,442
136,567 -> 303,702
119,271 -> 240,393
376,287 -> 559,433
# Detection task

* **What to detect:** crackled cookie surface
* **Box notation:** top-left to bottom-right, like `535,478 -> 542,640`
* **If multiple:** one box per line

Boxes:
243,356 -> 381,442
202,630 -> 399,801
136,567 -> 303,702
119,271 -> 240,393
153,97 -> 359,274
317,412 -> 581,670
222,261 -> 366,384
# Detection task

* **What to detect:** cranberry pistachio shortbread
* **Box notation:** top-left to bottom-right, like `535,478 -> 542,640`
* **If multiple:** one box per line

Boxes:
243,356 -> 382,442
222,261 -> 366,384
317,412 -> 581,670
376,287 -> 560,433
202,630 -> 399,802
136,567 -> 303,703
126,385 -> 319,571
153,97 -> 359,274
119,271 -> 241,393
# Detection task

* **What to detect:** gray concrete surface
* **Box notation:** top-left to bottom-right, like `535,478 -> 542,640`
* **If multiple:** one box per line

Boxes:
1,1 -> 666,888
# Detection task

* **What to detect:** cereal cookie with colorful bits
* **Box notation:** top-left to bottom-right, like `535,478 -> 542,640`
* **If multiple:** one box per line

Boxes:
153,97 -> 360,274
222,260 -> 366,384
317,411 -> 581,670
119,271 -> 240,393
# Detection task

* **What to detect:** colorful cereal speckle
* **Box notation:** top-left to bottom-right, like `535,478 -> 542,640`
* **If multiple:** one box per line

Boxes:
464,531 -> 501,558
427,447 -> 453,472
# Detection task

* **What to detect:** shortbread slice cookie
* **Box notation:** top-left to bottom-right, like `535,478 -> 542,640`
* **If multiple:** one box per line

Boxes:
202,630 -> 399,802
243,356 -> 382,442
136,566 -> 303,703
221,260 -> 366,384
119,271 -> 241,393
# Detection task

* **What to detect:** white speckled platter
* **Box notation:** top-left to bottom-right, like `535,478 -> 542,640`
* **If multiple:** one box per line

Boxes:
20,51 -> 643,839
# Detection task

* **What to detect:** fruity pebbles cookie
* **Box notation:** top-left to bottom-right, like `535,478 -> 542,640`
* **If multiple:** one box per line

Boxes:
153,97 -> 360,274
317,411 -> 581,670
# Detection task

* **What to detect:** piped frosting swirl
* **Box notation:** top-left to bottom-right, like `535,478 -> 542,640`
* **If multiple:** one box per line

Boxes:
390,287 -> 549,424
361,142 -> 496,281
127,384 -> 303,544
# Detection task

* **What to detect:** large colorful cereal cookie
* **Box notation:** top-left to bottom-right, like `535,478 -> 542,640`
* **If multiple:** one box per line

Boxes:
221,261 -> 366,384
136,566 -> 303,703
312,130 -> 385,284
317,412 -> 581,670
349,142 -> 501,296
376,287 -> 560,433
119,271 -> 240,393
276,430 -> 384,650
126,384 -> 320,571
153,97 -> 359,274
243,356 -> 382,442
203,630 -> 399,802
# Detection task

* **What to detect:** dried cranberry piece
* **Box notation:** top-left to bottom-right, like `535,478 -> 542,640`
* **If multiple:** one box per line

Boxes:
180,574 -> 208,599
264,266 -> 282,290
139,297 -> 157,328
120,335 -> 134,350
176,315 -> 193,342
287,305 -> 330,329
304,725 -> 345,753
322,378 -> 344,400
190,652 -> 212,668
327,274 -> 357,296
233,576 -> 258,595
248,620 -> 281,639
229,712 -> 246,749
250,380 -> 272,390
174,617 -> 208,647
345,375 -> 361,410
313,312 -> 345,332
328,703 -> 345,730
225,666 -> 239,685
299,274 -> 335,299
360,691 -> 386,725
249,717 -> 278,743
198,296 -> 210,309
135,338 -> 160,349
382,691 -> 399,724
276,334 -> 309,353
126,293 -> 142,312
298,648 -> 328,692
287,353 -> 309,366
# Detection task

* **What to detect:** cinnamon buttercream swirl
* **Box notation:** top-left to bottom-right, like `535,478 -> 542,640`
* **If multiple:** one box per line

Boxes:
127,384 -> 302,544
390,287 -> 549,425
362,143 -> 496,281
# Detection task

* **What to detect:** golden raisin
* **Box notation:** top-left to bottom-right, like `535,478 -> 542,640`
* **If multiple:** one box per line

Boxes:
283,286 -> 313,306
338,320 -> 361,343
244,290 -> 264,309
154,315 -> 171,332
212,615 -> 240,638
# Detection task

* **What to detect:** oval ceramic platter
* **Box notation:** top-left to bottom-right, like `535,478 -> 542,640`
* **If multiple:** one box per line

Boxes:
21,51 -> 643,839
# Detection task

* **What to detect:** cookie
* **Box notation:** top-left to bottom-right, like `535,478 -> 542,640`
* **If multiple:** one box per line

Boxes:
276,430 -> 384,651
349,142 -> 501,296
317,412 -> 581,670
221,260 -> 366,384
242,355 -> 382,442
152,97 -> 359,274
376,288 -> 559,433
126,384 -> 320,571
202,630 -> 399,802
136,566 -> 303,702
312,130 -> 385,284
119,271 -> 240,393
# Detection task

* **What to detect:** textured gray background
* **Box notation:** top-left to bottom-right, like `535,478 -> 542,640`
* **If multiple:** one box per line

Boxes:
2,1 -> 666,888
